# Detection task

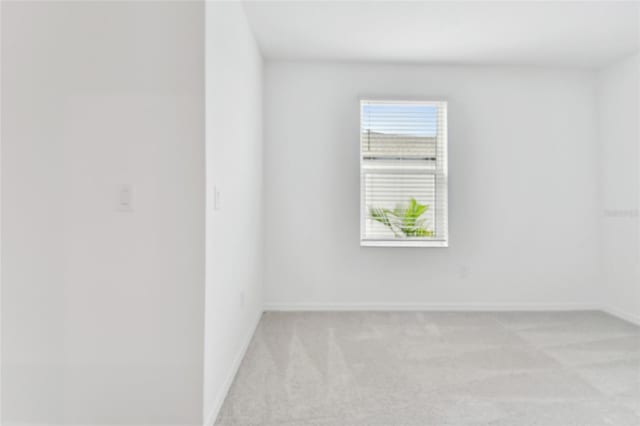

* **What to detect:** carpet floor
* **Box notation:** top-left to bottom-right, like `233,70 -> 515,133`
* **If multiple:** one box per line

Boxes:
215,311 -> 640,425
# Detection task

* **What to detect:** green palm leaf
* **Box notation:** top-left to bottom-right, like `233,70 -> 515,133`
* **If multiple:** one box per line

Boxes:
369,198 -> 434,238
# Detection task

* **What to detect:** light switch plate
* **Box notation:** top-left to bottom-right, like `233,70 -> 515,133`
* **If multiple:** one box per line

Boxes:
214,185 -> 222,211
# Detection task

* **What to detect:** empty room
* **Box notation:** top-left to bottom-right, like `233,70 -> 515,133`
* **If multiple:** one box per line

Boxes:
1,1 -> 639,425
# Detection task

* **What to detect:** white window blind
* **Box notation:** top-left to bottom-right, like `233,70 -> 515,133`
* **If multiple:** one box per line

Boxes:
360,100 -> 448,247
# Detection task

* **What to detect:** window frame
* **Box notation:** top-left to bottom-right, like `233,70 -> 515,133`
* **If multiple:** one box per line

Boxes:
359,99 -> 449,248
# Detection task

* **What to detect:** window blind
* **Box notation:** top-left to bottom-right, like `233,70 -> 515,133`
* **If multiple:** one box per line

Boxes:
360,100 -> 448,247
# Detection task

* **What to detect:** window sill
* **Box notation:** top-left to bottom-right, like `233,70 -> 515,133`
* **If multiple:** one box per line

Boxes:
360,240 -> 449,248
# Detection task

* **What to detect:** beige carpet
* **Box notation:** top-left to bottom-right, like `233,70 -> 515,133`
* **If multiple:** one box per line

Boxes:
216,311 -> 640,425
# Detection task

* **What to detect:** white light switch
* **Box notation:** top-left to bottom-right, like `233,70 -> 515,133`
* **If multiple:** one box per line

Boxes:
214,185 -> 222,211
117,184 -> 133,212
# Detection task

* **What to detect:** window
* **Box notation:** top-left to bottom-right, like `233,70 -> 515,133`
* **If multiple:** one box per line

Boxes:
360,100 -> 448,247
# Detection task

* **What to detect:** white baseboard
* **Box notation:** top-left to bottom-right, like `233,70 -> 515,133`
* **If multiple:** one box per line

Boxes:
263,302 -> 601,312
603,305 -> 640,326
3,423 -> 198,426
204,309 -> 263,426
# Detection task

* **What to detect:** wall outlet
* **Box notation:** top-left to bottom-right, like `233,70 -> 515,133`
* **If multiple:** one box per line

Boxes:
116,184 -> 133,212
459,265 -> 470,279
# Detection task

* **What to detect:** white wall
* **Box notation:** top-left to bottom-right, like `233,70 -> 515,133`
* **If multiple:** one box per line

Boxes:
2,2 -> 205,425
203,3 -> 264,425
599,53 -> 640,323
264,62 -> 601,309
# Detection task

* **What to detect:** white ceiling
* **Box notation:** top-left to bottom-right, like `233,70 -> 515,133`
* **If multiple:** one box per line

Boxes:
243,1 -> 640,68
